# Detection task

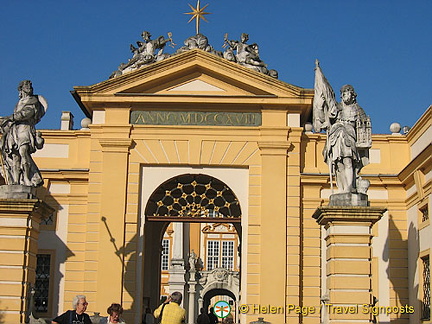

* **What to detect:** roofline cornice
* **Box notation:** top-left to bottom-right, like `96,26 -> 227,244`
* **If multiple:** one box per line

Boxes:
406,105 -> 431,144
73,49 -> 312,96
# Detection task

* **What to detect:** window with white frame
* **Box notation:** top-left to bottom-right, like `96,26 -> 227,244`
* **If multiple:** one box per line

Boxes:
222,241 -> 235,270
161,239 -> 170,271
207,240 -> 220,270
207,240 -> 235,270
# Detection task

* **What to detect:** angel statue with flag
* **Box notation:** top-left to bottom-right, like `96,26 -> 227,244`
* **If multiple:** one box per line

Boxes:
0,80 -> 47,187
313,60 -> 372,198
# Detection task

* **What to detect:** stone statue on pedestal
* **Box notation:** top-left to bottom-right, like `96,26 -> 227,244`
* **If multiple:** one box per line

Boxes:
0,80 -> 46,187
313,60 -> 371,204
188,249 -> 197,271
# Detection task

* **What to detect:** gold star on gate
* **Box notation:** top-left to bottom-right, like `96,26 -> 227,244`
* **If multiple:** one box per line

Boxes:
185,0 -> 211,34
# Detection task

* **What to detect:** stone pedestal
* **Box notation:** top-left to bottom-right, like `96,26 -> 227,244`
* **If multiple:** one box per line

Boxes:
187,271 -> 197,324
329,193 -> 369,207
0,189 -> 54,324
313,206 -> 385,324
168,258 -> 186,297
168,222 -> 186,300
0,185 -> 38,199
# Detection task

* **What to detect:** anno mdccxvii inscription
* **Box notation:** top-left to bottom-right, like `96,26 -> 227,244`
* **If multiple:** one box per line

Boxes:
131,111 -> 262,126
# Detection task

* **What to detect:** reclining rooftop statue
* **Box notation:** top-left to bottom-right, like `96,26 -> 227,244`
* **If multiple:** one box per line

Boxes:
223,33 -> 278,78
110,31 -> 175,78
110,30 -> 279,79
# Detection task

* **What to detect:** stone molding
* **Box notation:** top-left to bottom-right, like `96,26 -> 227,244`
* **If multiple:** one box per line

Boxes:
313,206 -> 386,226
0,198 -> 54,219
98,138 -> 134,153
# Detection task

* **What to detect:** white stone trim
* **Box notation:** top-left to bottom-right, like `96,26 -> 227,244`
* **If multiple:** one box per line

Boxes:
92,110 -> 106,124
49,183 -> 71,194
327,225 -> 371,235
287,113 -> 300,127
33,143 -> 69,158
369,148 -> 381,164
411,125 -> 432,160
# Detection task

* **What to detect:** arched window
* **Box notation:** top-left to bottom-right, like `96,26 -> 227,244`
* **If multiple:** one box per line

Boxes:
146,174 -> 241,222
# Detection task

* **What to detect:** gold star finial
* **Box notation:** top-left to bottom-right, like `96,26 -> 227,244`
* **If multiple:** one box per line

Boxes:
185,0 -> 211,34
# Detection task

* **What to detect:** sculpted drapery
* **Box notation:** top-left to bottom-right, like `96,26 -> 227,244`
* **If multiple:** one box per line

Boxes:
0,80 -> 46,187
313,61 -> 371,194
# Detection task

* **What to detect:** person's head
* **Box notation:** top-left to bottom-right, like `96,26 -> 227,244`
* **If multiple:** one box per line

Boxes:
72,295 -> 88,315
196,34 -> 208,49
240,33 -> 249,43
18,80 -> 33,98
340,84 -> 357,105
107,303 -> 123,323
200,308 -> 206,314
170,291 -> 182,305
141,31 -> 151,40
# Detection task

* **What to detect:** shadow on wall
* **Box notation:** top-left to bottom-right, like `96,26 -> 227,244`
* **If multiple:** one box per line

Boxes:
35,187 -> 76,320
101,216 -> 139,321
116,232 -> 139,321
0,301 -> 5,324
101,217 -> 168,323
44,230 -> 75,317
382,215 -> 421,323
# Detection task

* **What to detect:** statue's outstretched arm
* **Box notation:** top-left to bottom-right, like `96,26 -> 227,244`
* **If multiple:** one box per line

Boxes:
12,105 -> 35,122
224,39 -> 237,49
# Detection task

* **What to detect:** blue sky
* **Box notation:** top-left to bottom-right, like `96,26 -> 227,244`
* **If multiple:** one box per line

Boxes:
0,0 -> 431,133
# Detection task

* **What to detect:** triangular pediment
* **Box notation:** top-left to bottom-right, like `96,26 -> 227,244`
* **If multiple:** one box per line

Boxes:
120,68 -> 266,96
73,49 -> 314,116
168,79 -> 225,92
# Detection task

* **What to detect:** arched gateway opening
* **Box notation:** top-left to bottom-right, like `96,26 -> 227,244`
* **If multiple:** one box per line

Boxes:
142,173 -> 242,323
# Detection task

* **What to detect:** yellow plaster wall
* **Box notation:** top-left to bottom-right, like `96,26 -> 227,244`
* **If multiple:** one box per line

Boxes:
31,115 -> 423,323
19,57 -> 428,324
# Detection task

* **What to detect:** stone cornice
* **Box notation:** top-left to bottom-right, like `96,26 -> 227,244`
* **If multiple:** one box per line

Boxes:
406,105 -> 431,144
74,50 -> 310,95
300,173 -> 403,187
257,141 -> 291,154
313,206 -> 386,226
40,169 -> 89,180
398,143 -> 431,184
73,49 -> 314,119
0,199 -> 55,220
99,138 -> 134,153
39,130 -> 91,138
303,132 -> 409,143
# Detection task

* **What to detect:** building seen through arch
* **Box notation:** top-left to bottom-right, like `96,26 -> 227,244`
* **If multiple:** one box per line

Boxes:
144,173 -> 242,322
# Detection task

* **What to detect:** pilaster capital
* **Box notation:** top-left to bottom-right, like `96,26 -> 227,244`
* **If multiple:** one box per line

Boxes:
312,206 -> 386,226
98,138 -> 134,153
0,198 -> 54,220
258,141 -> 291,156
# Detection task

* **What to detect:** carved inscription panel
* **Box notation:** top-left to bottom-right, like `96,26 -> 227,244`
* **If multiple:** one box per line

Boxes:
130,111 -> 262,126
